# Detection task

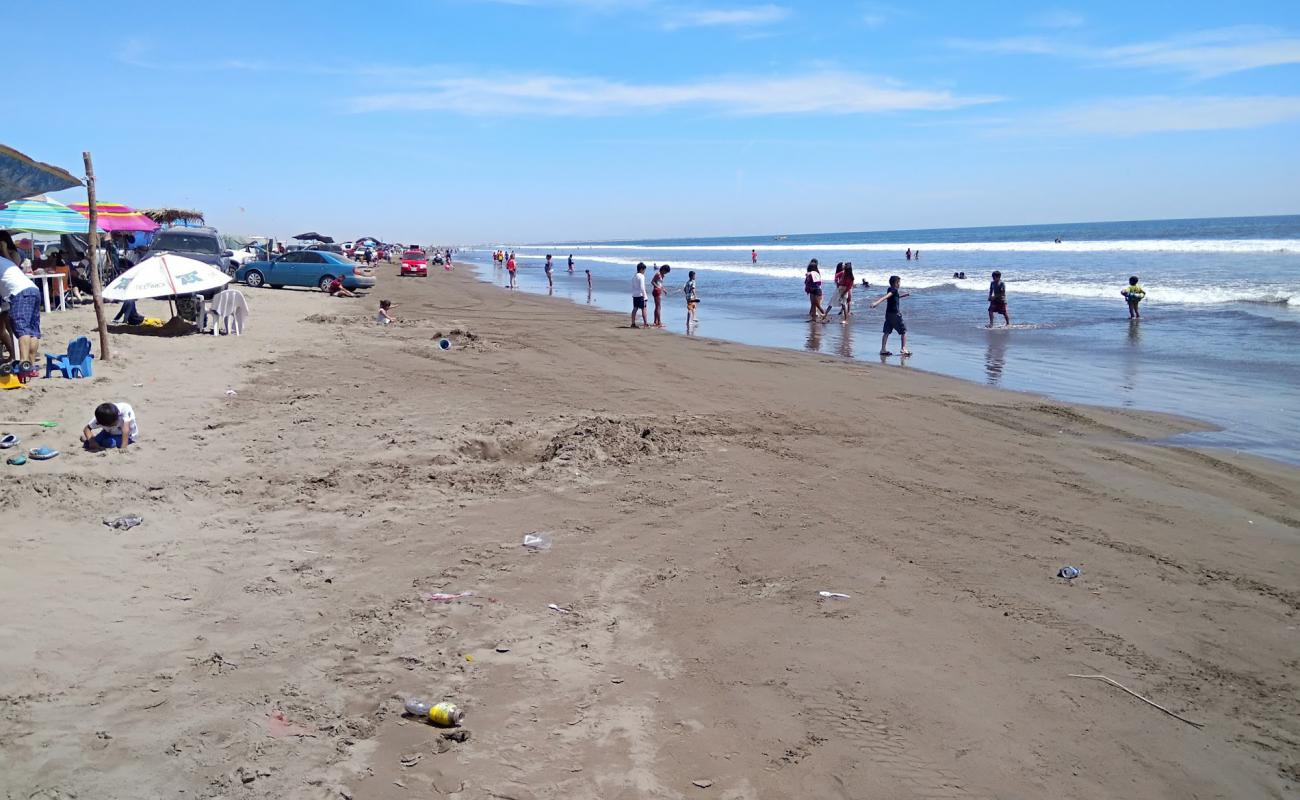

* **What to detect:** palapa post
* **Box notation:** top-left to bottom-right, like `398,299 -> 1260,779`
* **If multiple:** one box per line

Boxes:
82,152 -> 111,361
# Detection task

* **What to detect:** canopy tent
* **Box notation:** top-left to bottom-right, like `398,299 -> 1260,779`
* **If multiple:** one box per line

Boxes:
0,195 -> 102,234
141,208 -> 205,226
293,231 -> 334,243
103,254 -> 230,300
0,144 -> 80,205
68,201 -> 159,233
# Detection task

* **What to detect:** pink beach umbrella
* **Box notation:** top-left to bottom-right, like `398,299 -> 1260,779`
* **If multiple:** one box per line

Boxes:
67,201 -> 159,233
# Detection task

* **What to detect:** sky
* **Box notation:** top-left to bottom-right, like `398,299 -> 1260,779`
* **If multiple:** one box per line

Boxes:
8,0 -> 1300,243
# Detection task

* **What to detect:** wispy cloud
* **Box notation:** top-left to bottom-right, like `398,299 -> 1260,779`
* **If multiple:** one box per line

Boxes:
1029,9 -> 1084,29
662,4 -> 788,30
349,70 -> 998,116
950,25 -> 1300,79
1051,95 -> 1300,135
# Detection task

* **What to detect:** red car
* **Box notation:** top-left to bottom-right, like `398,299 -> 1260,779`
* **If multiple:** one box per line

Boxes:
400,248 -> 428,276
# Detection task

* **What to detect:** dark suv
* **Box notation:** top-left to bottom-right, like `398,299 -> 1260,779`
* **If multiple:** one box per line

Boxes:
146,226 -> 236,275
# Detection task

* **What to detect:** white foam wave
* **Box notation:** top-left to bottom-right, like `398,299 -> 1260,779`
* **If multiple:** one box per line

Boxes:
519,239 -> 1299,255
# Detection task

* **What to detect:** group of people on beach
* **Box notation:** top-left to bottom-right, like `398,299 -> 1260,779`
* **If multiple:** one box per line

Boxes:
630,262 -> 696,329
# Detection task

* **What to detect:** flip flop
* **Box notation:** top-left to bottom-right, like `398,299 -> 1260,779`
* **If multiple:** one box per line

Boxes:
28,447 -> 59,461
0,434 -> 18,449
7,454 -> 27,466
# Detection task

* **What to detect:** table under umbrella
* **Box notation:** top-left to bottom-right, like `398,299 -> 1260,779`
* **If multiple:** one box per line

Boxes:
67,201 -> 159,233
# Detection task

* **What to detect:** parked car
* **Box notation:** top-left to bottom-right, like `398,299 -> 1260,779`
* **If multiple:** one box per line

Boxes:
235,250 -> 376,291
146,226 -> 236,275
400,248 -> 428,277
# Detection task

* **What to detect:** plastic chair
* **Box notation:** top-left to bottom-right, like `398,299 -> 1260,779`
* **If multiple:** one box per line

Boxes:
44,336 -> 94,379
206,289 -> 249,335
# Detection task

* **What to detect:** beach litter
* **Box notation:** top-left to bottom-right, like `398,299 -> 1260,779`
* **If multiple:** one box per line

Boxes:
422,591 -> 474,603
1068,674 -> 1204,728
266,710 -> 315,738
438,338 -> 452,351
692,779 -> 714,789
225,388 -> 237,397
103,513 -> 144,530
522,532 -> 553,551
547,603 -> 573,614
819,591 -> 850,599
1057,566 -> 1081,579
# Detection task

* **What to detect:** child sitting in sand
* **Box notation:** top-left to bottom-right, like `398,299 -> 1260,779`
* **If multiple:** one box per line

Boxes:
82,401 -> 138,451
377,299 -> 396,325
327,277 -> 358,298
1121,276 -> 1146,319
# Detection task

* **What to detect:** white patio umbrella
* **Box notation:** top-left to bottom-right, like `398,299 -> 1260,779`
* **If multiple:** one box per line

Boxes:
103,254 -> 231,300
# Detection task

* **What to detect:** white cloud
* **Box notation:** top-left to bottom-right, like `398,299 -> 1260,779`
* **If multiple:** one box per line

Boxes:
349,70 -> 997,116
1029,9 -> 1084,29
662,4 -> 788,29
949,25 -> 1300,78
1054,95 -> 1300,134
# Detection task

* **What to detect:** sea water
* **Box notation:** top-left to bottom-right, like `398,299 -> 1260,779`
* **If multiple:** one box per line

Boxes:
466,216 -> 1300,464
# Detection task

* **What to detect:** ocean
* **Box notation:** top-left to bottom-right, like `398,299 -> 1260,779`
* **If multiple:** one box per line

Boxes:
464,215 -> 1300,465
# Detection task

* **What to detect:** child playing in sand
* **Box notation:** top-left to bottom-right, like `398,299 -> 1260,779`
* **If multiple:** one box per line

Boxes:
987,270 -> 1010,327
1121,276 -> 1146,319
684,270 -> 699,328
631,263 -> 649,329
327,277 -> 358,298
377,300 -> 396,325
870,275 -> 911,356
82,402 -> 138,451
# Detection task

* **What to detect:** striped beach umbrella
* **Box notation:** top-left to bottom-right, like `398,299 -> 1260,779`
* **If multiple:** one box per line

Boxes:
0,195 -> 102,234
67,201 -> 160,232
0,144 -> 81,205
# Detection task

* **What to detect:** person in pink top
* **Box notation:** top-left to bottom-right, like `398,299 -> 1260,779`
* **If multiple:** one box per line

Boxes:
506,254 -> 517,289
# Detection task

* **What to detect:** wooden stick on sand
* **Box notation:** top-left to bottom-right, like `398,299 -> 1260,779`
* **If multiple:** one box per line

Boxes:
1069,674 -> 1204,728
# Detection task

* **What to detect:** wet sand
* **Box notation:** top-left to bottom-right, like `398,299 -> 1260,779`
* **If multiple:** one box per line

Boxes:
2,265 -> 1297,799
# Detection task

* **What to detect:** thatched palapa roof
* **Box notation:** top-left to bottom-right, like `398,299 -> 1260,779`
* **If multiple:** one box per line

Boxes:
141,208 -> 205,225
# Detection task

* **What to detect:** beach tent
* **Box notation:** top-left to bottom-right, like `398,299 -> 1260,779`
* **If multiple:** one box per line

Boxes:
0,144 -> 80,204
68,201 -> 159,233
0,195 -> 102,234
103,253 -> 230,300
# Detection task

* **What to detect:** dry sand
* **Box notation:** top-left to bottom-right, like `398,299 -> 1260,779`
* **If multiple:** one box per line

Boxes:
1,266 -> 1297,799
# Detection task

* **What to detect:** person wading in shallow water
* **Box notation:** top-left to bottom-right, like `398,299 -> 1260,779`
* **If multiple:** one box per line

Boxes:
870,275 -> 911,356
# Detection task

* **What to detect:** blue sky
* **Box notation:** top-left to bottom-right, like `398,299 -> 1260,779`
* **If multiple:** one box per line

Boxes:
10,0 -> 1300,242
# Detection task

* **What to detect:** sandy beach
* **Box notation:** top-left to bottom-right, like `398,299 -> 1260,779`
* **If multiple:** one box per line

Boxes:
2,266 -> 1297,799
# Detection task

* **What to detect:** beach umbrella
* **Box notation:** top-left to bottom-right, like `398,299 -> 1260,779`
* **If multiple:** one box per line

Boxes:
103,253 -> 230,300
0,195 -> 102,234
67,201 -> 159,233
294,231 -> 333,243
0,144 -> 81,205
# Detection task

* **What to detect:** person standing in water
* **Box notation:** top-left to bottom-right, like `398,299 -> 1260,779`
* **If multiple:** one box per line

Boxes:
870,275 -> 911,356
631,262 -> 649,328
905,248 -> 912,261
837,262 -> 855,320
804,260 -> 828,322
544,254 -> 554,289
568,254 -> 574,273
684,270 -> 699,330
1121,275 -> 1146,319
987,270 -> 1010,327
751,249 -> 758,264
651,264 -> 671,328
506,252 -> 517,289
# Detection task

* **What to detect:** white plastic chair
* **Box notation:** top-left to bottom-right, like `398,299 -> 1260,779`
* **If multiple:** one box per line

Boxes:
207,289 -> 249,335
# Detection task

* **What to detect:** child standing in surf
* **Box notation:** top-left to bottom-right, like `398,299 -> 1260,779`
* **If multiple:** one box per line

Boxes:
987,270 -> 1010,327
870,275 -> 911,356
1121,276 -> 1146,319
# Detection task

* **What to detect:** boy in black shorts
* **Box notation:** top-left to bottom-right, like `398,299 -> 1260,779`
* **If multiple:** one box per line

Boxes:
870,275 -> 911,356
987,270 -> 1009,327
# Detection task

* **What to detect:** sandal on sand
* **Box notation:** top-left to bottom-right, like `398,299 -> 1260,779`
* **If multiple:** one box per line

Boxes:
0,434 -> 18,449
28,447 -> 59,460
7,454 -> 27,466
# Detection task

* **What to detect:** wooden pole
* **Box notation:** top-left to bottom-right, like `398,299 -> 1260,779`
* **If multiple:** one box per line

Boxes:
83,152 -> 111,361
